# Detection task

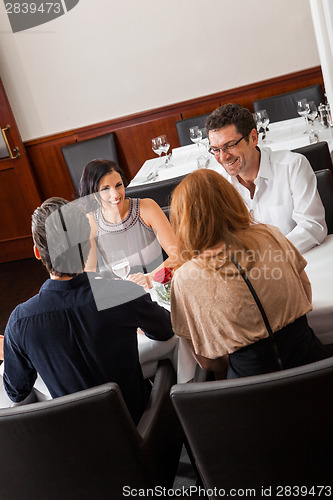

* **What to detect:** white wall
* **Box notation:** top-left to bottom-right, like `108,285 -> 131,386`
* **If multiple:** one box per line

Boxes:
0,0 -> 320,141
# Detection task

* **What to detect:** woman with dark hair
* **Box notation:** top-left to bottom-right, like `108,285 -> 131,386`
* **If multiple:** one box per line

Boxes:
79,159 -> 179,287
170,169 -> 329,379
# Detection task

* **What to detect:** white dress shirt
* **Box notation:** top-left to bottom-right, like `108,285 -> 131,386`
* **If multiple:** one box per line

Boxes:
226,147 -> 327,254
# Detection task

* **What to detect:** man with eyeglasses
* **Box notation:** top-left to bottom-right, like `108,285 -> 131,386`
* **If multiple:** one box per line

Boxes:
206,103 -> 327,253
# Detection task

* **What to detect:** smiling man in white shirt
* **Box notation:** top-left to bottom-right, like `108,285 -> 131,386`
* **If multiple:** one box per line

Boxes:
206,103 -> 327,254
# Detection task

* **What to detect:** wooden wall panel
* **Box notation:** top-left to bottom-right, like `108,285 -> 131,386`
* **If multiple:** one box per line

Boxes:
76,111 -> 183,182
25,66 -> 324,201
0,77 -> 42,263
26,133 -> 79,201
180,67 -> 325,119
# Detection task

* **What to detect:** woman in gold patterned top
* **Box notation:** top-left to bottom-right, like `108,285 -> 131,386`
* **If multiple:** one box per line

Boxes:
170,169 -> 329,379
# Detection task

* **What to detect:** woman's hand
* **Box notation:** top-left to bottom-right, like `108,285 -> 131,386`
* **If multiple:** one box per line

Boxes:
128,272 -> 152,290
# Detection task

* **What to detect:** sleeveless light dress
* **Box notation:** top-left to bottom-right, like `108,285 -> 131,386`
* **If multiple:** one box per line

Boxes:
94,198 -> 163,274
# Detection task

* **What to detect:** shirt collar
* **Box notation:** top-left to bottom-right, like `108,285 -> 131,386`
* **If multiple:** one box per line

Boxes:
41,272 -> 89,291
256,146 -> 274,181
226,146 -> 273,188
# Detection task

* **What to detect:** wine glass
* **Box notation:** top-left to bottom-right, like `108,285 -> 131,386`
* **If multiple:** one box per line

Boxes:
199,128 -> 210,156
297,99 -> 310,133
110,250 -> 130,280
189,126 -> 203,152
256,110 -> 270,142
252,112 -> 263,135
159,134 -> 173,167
151,135 -> 172,168
307,101 -> 318,133
151,136 -> 163,158
253,111 -> 270,142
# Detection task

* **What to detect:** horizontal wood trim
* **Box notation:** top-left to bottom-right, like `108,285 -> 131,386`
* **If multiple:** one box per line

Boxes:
0,235 -> 34,263
25,66 -> 324,201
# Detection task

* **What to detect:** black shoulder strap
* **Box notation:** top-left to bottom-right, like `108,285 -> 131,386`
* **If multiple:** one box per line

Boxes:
231,258 -> 283,371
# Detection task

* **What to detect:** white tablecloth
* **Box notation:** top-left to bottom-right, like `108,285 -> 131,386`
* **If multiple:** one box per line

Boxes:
129,144 -> 223,187
129,118 -> 333,189
136,287 -> 198,385
304,234 -> 333,344
266,117 -> 333,154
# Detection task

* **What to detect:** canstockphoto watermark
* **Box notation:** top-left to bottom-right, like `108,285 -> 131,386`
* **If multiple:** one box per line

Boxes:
123,485 -> 257,497
4,0 -> 80,33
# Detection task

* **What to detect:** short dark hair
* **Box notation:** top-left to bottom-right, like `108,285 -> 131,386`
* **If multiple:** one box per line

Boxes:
206,103 -> 256,139
32,197 -> 91,278
79,159 -> 128,211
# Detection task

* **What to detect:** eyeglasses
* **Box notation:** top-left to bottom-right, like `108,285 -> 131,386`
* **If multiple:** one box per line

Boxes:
208,134 -> 248,156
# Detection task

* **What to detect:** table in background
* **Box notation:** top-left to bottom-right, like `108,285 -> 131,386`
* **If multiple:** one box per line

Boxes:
128,143 -> 221,187
129,118 -> 333,189
266,117 -> 333,155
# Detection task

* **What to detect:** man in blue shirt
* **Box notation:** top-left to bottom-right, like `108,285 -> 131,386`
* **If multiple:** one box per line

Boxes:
3,197 -> 174,424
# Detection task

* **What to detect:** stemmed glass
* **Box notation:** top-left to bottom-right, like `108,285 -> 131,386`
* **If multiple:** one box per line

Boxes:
297,99 -> 310,133
151,135 -> 172,168
196,127 -> 210,167
199,128 -> 209,154
110,250 -> 130,280
189,126 -> 203,152
253,112 -> 262,135
307,101 -> 318,133
253,110 -> 270,142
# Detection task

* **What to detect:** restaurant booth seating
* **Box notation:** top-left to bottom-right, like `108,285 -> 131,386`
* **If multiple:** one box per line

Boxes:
170,356 -> 333,499
253,84 -> 325,123
175,113 -> 211,146
315,168 -> 333,234
292,141 -> 333,173
0,360 -> 183,500
62,132 -> 119,195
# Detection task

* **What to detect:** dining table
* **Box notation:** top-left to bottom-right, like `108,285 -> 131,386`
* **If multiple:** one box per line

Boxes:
128,116 -> 333,348
1,118 -> 332,407
128,117 -> 333,188
137,287 -> 197,382
303,234 -> 333,346
1,231 -> 331,408
265,116 -> 333,153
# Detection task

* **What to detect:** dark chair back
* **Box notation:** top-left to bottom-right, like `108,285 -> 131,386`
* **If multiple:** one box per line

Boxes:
315,168 -> 333,234
62,132 -> 119,195
176,113 -> 211,146
292,141 -> 333,173
126,174 -> 187,210
253,84 -> 325,122
170,357 -> 333,497
0,360 -> 183,500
